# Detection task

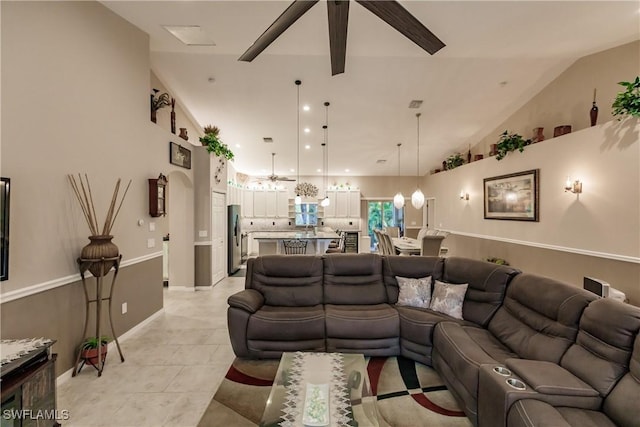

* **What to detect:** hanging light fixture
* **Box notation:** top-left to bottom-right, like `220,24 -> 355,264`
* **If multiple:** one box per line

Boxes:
294,80 -> 302,205
411,113 -> 425,209
393,143 -> 405,209
320,102 -> 331,207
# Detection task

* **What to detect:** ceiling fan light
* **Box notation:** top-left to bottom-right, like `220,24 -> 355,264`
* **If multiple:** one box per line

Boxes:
393,192 -> 405,209
411,189 -> 425,209
295,195 -> 302,205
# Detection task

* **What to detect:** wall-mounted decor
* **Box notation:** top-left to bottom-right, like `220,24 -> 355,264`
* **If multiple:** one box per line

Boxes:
170,141 -> 191,169
1,177 -> 10,281
149,173 -> 168,217
484,169 -> 539,221
150,89 -> 170,123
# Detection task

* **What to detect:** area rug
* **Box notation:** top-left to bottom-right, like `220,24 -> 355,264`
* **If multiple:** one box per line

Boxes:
198,356 -> 472,427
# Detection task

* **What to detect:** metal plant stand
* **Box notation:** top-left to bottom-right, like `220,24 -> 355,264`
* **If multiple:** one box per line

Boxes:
72,255 -> 125,377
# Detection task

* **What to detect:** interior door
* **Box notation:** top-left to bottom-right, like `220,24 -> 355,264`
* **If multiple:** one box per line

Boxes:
211,191 -> 226,285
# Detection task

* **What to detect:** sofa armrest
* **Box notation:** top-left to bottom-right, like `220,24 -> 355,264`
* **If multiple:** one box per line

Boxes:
505,359 -> 599,397
507,400 -> 572,427
228,289 -> 265,313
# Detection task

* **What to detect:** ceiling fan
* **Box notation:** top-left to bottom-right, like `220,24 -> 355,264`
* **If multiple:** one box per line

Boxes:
239,0 -> 446,76
256,153 -> 296,182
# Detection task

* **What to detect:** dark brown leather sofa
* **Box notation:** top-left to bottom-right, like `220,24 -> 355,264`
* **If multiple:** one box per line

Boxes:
226,253 -> 640,427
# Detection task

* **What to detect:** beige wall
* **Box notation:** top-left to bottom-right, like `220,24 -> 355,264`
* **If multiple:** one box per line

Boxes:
472,40 -> 640,157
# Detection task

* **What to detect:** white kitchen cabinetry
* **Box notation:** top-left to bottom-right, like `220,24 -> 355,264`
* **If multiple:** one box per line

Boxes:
243,189 -> 291,218
253,191 -> 267,217
242,189 -> 254,218
277,190 -> 289,218
322,190 -> 360,219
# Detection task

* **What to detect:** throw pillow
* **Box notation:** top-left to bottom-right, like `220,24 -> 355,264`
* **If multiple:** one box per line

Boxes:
396,276 -> 432,308
430,280 -> 468,320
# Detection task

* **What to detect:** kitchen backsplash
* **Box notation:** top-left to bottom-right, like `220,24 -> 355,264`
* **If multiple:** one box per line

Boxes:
242,218 -> 362,232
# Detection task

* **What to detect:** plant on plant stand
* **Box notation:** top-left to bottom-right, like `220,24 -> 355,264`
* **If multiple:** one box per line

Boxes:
150,89 -> 171,123
445,153 -> 465,170
612,76 -> 640,119
495,130 -> 532,161
80,336 -> 109,368
199,125 -> 234,160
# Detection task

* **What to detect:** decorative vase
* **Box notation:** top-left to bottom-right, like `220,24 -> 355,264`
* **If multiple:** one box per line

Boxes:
590,102 -> 599,126
474,154 -> 484,161
489,144 -> 498,156
532,127 -> 545,143
150,95 -> 156,123
553,125 -> 572,137
179,128 -> 188,141
442,161 -> 447,171
81,235 -> 119,277
467,149 -> 471,163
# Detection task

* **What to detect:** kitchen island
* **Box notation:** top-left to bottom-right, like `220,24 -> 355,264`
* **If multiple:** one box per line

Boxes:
252,230 -> 340,255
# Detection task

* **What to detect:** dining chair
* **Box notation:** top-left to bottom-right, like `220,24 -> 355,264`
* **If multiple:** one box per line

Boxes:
382,232 -> 396,255
420,235 -> 445,256
383,226 -> 400,238
283,239 -> 308,254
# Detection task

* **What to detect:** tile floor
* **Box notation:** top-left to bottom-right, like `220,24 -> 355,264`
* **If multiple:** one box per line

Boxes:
57,275 -> 245,427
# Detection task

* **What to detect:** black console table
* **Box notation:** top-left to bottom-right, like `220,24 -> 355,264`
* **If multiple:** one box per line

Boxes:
73,255 -> 125,377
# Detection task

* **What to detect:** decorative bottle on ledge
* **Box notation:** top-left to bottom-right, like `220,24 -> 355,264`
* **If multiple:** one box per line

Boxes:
590,88 -> 599,127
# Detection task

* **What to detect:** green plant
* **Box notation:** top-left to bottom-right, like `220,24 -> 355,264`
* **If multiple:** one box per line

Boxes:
80,336 -> 109,350
495,130 -> 531,161
612,76 -> 640,119
151,89 -> 171,111
486,257 -> 509,266
199,125 -> 234,160
445,153 -> 464,170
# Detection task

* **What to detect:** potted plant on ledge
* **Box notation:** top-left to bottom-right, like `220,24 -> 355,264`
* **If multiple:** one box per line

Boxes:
445,153 -> 465,170
199,125 -> 234,160
612,76 -> 640,119
495,131 -> 531,161
80,336 -> 109,367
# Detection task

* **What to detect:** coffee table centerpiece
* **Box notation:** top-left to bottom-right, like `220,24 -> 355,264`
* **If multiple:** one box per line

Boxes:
260,352 -> 379,427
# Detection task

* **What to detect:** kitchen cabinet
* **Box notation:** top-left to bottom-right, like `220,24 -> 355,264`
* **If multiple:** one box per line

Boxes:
243,189 -> 291,218
322,190 -> 360,219
242,189 -> 253,218
253,191 -> 267,217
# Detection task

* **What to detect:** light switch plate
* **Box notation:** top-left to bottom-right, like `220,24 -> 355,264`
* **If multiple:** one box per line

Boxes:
147,238 -> 155,248
121,302 -> 127,314
199,230 -> 208,237
149,222 -> 156,232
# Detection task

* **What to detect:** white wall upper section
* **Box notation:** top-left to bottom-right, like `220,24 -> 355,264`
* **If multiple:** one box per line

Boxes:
425,119 -> 639,259
0,2 -> 196,293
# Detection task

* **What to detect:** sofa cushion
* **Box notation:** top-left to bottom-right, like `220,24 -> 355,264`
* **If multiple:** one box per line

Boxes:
561,298 -> 640,397
488,273 -> 596,363
323,253 -> 387,305
247,305 -> 325,341
325,304 -> 399,339
556,407 -> 617,427
382,255 -> 444,303
602,333 -> 640,427
507,400 -> 615,427
396,276 -> 432,308
430,280 -> 468,320
463,326 -> 518,364
441,257 -> 519,327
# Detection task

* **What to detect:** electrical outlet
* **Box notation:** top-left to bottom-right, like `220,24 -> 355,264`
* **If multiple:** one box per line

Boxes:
121,302 -> 127,314
147,238 -> 155,248
199,230 -> 208,237
149,222 -> 155,232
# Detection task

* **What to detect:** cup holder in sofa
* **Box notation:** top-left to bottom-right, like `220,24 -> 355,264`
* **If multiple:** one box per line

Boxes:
506,378 -> 526,390
493,366 -> 512,377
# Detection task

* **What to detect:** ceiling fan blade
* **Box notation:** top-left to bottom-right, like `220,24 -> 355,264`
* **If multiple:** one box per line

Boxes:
327,0 -> 350,76
239,0 -> 320,62
277,177 -> 296,182
355,0 -> 445,55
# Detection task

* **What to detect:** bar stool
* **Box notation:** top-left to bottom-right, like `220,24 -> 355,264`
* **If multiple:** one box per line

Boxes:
282,239 -> 308,254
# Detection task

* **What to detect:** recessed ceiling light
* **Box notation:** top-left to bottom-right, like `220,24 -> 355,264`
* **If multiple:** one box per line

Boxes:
290,168 -> 295,172
317,168 -> 322,172
345,169 -> 350,172
235,144 -> 241,148
305,145 -> 311,149
163,25 -> 216,46
303,105 -> 310,111
304,128 -> 310,133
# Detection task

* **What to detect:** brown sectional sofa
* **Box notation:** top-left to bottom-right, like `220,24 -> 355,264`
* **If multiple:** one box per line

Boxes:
226,253 -> 640,427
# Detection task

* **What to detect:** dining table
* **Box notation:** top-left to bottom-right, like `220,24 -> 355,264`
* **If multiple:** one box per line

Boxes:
392,237 -> 421,255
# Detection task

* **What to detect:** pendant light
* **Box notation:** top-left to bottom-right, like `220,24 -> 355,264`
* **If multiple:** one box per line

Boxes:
411,113 -> 425,209
393,143 -> 405,209
320,102 -> 331,207
294,80 -> 302,205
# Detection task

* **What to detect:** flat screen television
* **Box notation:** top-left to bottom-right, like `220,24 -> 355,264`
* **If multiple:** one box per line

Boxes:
295,203 -> 318,226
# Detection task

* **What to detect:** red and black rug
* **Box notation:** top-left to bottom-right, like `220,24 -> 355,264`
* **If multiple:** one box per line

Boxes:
198,356 -> 471,427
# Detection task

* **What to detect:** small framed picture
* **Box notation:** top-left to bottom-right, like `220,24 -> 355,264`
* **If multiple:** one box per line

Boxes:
484,169 -> 539,221
170,141 -> 191,169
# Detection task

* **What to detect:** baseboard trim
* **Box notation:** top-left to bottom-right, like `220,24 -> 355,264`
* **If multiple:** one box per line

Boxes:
1,252 -> 163,305
446,230 -> 640,264
56,308 -> 165,386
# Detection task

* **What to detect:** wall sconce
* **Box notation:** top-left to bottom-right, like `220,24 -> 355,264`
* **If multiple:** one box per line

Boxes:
564,177 -> 583,194
459,190 -> 469,201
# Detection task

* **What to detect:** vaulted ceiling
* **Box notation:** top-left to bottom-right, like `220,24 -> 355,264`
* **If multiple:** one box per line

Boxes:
102,1 -> 639,177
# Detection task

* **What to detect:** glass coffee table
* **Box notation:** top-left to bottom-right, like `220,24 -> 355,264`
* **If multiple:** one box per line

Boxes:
260,352 -> 379,427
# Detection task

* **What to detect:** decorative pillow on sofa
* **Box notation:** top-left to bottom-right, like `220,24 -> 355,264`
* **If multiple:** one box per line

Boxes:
429,280 -> 468,320
395,276 -> 432,308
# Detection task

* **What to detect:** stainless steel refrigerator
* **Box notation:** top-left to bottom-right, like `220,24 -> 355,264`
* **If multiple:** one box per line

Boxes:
228,205 -> 241,274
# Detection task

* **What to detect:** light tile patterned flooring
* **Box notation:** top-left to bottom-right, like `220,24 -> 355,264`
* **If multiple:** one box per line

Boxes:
57,276 -> 245,427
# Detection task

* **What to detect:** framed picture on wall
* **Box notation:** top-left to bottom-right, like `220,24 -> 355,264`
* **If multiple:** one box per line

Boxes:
169,141 -> 191,169
484,169 -> 539,221
1,177 -> 10,281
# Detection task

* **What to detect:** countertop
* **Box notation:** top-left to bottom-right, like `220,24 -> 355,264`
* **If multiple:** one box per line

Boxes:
252,231 -> 340,240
